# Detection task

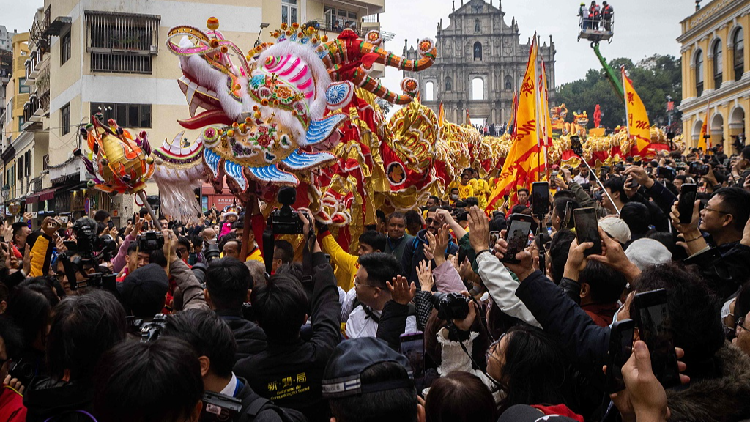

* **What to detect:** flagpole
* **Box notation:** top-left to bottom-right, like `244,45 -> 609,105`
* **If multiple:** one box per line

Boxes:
533,35 -> 542,182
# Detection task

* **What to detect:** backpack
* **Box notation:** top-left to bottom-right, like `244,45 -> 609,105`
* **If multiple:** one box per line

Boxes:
238,393 -> 307,422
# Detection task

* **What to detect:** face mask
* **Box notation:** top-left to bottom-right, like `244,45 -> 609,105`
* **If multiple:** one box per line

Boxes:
451,194 -> 459,200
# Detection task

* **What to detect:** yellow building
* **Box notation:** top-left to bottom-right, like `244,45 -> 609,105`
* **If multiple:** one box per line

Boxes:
39,0 -> 384,222
1,32 -> 29,211
678,0 -> 750,153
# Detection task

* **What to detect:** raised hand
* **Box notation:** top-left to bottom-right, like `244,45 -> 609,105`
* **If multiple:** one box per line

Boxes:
386,275 -> 417,306
416,260 -> 434,292
588,228 -> 641,282
424,231 -> 436,261
452,292 -> 477,331
467,206 -> 490,253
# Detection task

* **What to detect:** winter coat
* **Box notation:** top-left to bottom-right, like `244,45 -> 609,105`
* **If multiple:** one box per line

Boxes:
216,309 -> 267,363
401,229 -> 458,288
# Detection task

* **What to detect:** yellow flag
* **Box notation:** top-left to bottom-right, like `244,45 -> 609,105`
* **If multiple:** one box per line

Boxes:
622,67 -> 650,156
540,60 -> 553,147
487,36 -> 545,210
698,101 -> 710,151
438,102 -> 445,127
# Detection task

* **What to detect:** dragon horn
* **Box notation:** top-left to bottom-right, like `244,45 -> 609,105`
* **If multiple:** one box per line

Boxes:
360,40 -> 436,72
351,68 -> 415,105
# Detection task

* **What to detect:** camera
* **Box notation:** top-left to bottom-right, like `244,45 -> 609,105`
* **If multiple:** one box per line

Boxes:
137,231 -> 164,253
428,292 -> 470,321
270,187 -> 310,235
8,360 -> 34,387
128,314 -> 168,343
66,218 -> 117,260
204,242 -> 221,263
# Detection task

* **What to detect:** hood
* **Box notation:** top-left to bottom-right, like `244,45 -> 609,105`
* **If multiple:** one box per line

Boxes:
667,343 -> 750,422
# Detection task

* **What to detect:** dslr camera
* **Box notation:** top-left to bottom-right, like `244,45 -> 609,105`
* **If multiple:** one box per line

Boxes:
204,242 -> 221,263
137,231 -> 164,253
428,292 -> 470,321
64,217 -> 117,260
128,314 -> 168,343
270,187 -> 310,235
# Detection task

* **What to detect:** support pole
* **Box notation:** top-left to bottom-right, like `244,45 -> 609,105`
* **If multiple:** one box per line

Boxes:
138,191 -> 162,231
592,42 -> 625,101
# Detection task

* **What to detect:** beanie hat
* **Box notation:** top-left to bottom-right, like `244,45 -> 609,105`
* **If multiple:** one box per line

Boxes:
625,238 -> 672,271
119,263 -> 168,317
598,217 -> 631,244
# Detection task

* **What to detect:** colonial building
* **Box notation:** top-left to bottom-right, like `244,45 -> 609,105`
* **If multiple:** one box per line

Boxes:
403,0 -> 555,126
678,0 -> 750,152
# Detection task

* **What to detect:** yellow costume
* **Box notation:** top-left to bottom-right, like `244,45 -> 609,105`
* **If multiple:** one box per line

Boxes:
319,232 -> 359,290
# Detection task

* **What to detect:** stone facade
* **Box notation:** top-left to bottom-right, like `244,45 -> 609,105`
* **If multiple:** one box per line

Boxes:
403,0 -> 555,126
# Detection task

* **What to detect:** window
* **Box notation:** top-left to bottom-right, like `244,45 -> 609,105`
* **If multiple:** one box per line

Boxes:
425,81 -> 435,101
471,78 -> 484,100
17,156 -> 22,180
86,11 -> 160,74
24,151 -> 30,176
18,116 -> 24,132
474,42 -> 482,61
475,19 -> 480,33
61,31 -> 71,65
61,103 -> 70,135
282,0 -> 298,26
505,75 -> 512,90
90,103 -> 152,128
19,78 -> 29,94
445,76 -> 452,91
713,40 -> 723,88
734,28 -> 744,81
696,49 -> 704,97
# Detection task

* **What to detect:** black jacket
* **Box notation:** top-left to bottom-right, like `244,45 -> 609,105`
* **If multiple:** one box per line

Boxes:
234,252 -> 340,422
216,309 -> 267,363
23,378 -> 94,422
401,229 -> 459,288
515,270 -> 610,369
685,242 -> 750,301
235,377 -> 307,422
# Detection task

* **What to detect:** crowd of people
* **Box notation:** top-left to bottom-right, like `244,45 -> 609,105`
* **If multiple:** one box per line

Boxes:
1,144 -> 750,422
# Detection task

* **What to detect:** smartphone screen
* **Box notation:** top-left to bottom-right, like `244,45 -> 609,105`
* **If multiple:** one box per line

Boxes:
634,289 -> 680,388
503,216 -> 533,263
678,184 -> 698,224
400,332 -> 425,392
573,207 -> 601,256
531,182 -> 550,216
563,200 -> 574,230
605,319 -> 635,393
489,231 -> 500,252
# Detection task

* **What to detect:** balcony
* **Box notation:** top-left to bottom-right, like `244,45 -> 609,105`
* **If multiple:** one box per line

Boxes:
25,50 -> 42,82
44,7 -> 72,38
30,7 -> 50,53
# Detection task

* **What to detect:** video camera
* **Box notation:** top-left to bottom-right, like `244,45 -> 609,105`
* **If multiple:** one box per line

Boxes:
269,187 -> 310,235
137,231 -> 164,253
127,314 -> 168,343
204,242 -> 221,263
427,292 -> 470,321
59,217 -> 118,292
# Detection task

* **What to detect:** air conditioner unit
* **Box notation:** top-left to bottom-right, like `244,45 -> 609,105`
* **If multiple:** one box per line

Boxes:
149,45 -> 158,55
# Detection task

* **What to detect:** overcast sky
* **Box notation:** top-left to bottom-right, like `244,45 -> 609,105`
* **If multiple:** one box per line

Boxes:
2,0 -> 697,94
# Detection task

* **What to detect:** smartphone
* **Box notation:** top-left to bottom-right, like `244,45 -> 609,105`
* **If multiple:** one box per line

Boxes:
563,200 -> 575,230
531,182 -> 550,216
572,207 -> 601,256
503,214 -> 534,264
605,319 -> 635,394
489,231 -> 500,252
400,332 -> 425,392
600,166 -> 610,181
678,184 -> 698,224
633,289 -> 680,388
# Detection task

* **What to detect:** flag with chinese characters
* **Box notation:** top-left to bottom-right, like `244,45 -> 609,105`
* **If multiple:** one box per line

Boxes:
487,36 -> 546,210
539,58 -> 553,147
507,91 -> 518,135
622,67 -> 651,156
698,101 -> 710,151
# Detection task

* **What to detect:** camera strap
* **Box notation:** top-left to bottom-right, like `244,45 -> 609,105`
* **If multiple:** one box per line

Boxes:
43,410 -> 98,422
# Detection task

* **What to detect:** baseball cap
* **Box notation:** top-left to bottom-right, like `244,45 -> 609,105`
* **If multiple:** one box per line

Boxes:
322,337 -> 413,399
598,217 -> 631,244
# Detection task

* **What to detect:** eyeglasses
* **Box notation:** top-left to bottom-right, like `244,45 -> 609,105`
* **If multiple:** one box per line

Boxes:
737,317 -> 750,333
703,206 -> 730,215
485,332 -> 507,365
353,276 -> 375,289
